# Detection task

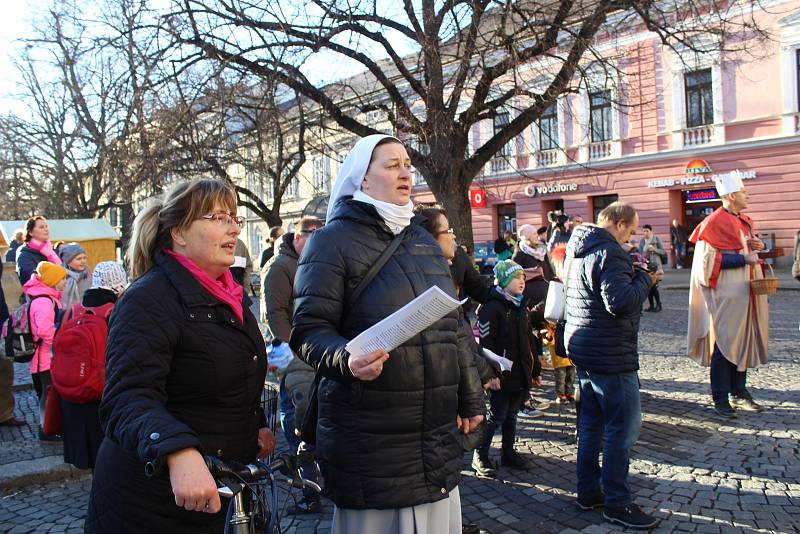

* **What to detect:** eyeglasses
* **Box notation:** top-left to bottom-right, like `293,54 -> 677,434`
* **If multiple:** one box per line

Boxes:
435,228 -> 456,237
300,228 -> 318,235
198,212 -> 245,228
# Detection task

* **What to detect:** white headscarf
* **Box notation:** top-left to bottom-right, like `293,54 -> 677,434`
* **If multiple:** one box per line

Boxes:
326,134 -> 414,230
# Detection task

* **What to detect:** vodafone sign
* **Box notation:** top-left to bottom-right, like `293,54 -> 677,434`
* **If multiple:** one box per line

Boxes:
470,190 -> 487,208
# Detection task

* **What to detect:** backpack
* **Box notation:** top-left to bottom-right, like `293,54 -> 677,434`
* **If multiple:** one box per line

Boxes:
50,302 -> 114,403
1,295 -> 57,364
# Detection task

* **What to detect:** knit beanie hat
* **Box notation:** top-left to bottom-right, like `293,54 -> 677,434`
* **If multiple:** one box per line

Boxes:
91,261 -> 129,296
59,242 -> 87,267
493,260 -> 524,288
36,261 -> 68,288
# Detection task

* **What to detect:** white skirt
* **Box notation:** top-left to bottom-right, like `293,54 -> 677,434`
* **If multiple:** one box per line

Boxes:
331,485 -> 462,534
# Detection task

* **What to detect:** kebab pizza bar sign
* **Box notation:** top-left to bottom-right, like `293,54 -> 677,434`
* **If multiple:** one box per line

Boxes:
647,159 -> 757,189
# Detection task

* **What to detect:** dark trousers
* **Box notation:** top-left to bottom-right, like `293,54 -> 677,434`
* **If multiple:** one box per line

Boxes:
647,284 -> 661,308
478,389 -> 527,457
576,369 -> 641,507
32,371 -> 52,430
710,344 -> 747,404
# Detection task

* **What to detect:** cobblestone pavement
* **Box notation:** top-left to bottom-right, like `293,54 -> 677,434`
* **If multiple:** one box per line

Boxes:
1,290 -> 798,533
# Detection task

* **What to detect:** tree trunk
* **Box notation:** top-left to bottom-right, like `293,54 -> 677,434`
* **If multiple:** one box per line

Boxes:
425,169 -> 474,249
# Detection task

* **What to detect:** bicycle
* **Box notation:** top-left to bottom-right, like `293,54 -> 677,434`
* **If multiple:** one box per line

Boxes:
203,380 -> 322,533
204,450 -> 322,534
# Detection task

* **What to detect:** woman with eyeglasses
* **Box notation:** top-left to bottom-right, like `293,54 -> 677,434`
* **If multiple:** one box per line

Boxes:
290,135 -> 484,533
85,179 -> 274,533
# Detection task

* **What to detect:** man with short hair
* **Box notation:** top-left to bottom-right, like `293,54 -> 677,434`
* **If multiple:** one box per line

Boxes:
687,174 -> 768,418
565,201 -> 660,530
670,219 -> 688,269
262,216 -> 323,514
0,260 -> 25,427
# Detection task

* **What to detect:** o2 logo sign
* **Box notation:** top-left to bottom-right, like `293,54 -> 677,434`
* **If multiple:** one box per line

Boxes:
469,190 -> 487,208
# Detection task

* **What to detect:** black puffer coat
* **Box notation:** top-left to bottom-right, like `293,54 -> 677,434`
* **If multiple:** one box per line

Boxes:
477,289 -> 541,391
290,197 -> 484,510
85,252 -> 267,533
563,225 -> 651,374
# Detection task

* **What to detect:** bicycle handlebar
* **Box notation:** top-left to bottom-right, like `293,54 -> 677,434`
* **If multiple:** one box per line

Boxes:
204,453 -> 322,493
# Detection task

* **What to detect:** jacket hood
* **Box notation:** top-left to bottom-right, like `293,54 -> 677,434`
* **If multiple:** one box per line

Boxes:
277,232 -> 298,260
567,224 -> 619,258
22,275 -> 63,300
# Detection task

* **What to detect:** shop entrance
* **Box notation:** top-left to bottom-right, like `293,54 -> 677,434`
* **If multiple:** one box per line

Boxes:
496,203 -> 517,238
540,199 -> 564,226
682,188 -> 720,266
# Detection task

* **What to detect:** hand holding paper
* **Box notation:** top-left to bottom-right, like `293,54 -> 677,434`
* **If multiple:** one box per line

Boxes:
345,286 -> 467,358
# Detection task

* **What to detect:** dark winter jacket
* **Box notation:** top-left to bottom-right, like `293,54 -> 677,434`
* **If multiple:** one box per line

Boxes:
477,288 -> 541,391
15,244 -> 46,285
670,224 -> 688,247
290,197 -> 484,510
262,232 -> 315,427
85,252 -> 267,533
563,225 -> 651,374
263,232 -> 298,343
450,247 -> 492,304
0,261 -> 8,325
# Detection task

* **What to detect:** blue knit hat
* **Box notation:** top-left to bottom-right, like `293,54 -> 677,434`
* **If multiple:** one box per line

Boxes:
493,260 -> 524,288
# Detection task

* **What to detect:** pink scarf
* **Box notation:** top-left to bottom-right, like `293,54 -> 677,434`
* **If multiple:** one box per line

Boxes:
27,239 -> 62,265
165,249 -> 244,324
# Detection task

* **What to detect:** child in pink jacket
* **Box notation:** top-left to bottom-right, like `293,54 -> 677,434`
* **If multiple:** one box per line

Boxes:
22,261 -> 67,440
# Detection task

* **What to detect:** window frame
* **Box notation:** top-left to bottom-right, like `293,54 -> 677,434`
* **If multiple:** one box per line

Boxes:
539,102 -> 559,150
684,68 -> 714,128
589,90 -> 613,143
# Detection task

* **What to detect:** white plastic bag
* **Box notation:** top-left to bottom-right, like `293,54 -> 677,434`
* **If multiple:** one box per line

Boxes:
543,280 -> 565,322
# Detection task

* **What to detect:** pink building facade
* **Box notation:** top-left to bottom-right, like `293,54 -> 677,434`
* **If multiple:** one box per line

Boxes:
412,4 -> 800,267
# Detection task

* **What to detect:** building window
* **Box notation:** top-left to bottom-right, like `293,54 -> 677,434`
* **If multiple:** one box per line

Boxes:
109,207 -> 121,229
491,111 -> 512,172
312,156 -> 330,193
589,90 -> 613,142
591,194 -> 619,224
685,69 -> 713,128
286,176 -> 299,199
796,49 -> 800,110
539,103 -> 558,150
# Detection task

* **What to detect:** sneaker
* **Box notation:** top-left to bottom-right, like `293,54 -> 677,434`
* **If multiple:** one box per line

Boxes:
576,492 -> 605,511
565,394 -> 575,403
556,394 -> 568,404
501,450 -> 528,470
37,428 -> 62,442
730,395 -> 765,412
714,402 -> 738,419
603,503 -> 660,530
519,407 -> 543,418
471,452 -> 496,477
462,524 -> 481,534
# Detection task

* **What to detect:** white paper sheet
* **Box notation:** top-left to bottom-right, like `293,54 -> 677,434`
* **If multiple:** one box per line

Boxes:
232,256 -> 247,268
345,285 -> 467,357
481,347 -> 513,372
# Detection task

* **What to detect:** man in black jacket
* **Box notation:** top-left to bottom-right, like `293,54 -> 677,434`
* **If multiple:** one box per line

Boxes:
564,202 -> 660,530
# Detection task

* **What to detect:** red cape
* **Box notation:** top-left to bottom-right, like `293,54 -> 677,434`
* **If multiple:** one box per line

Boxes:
689,207 -> 754,250
689,207 -> 754,288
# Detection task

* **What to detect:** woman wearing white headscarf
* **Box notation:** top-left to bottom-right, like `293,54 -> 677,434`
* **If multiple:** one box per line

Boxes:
290,135 -> 484,533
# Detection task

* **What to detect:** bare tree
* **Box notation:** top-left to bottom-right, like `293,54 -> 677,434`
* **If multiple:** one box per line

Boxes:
168,0 -> 770,245
154,70 -> 313,228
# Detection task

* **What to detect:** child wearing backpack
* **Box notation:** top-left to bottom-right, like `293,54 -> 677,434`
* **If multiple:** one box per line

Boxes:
55,261 -> 128,469
23,261 -> 67,441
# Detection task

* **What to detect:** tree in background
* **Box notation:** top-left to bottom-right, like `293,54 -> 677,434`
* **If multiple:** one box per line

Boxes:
169,0 -> 770,245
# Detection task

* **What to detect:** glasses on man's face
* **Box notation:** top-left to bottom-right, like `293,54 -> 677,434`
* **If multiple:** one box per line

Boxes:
436,228 -> 456,237
198,212 -> 245,228
300,228 -> 318,235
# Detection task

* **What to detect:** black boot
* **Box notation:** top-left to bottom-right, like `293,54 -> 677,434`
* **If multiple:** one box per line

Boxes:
501,449 -> 527,470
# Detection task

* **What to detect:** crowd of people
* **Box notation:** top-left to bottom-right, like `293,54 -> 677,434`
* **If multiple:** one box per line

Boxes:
0,133 -> 797,533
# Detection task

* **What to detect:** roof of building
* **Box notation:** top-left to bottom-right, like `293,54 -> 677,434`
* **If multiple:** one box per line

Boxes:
0,219 -> 119,247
